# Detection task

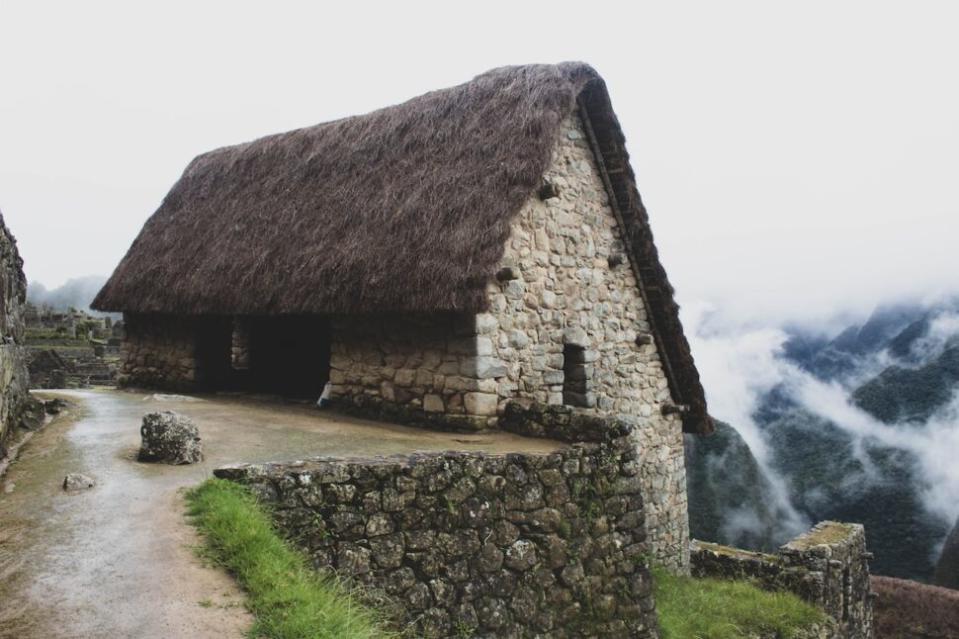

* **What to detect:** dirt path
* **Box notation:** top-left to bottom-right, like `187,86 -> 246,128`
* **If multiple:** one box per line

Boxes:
0,389 -> 559,638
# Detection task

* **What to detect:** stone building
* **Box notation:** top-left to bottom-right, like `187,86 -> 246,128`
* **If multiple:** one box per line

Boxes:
0,211 -> 30,457
93,63 -> 713,568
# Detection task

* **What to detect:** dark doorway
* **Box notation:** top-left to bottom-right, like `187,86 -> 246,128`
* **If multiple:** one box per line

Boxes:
194,316 -> 233,390
244,316 -> 331,398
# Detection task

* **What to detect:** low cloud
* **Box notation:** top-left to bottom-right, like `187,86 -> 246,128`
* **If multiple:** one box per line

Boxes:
686,301 -> 959,550
685,301 -> 809,540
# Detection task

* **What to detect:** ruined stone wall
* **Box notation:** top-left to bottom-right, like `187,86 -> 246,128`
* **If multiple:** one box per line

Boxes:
0,214 -> 30,457
215,421 -> 658,638
482,114 -> 689,569
691,522 -> 874,639
119,313 -> 199,390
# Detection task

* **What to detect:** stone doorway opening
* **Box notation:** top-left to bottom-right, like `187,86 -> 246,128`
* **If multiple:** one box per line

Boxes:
223,316 -> 332,399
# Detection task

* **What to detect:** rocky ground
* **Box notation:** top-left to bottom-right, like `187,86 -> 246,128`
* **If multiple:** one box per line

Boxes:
0,389 -> 557,638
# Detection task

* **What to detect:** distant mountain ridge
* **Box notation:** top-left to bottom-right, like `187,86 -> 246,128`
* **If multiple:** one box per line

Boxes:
687,298 -> 959,581
27,275 -> 108,314
852,340 -> 959,424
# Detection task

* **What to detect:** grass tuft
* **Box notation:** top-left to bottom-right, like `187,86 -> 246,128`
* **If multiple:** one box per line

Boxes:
653,567 -> 826,639
185,478 -> 394,639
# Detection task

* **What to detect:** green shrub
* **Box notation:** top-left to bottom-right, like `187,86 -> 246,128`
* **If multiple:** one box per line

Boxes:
186,479 -> 394,639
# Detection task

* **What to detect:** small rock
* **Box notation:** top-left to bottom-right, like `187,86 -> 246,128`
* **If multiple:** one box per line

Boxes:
138,411 -> 203,465
44,398 -> 68,415
63,473 -> 95,491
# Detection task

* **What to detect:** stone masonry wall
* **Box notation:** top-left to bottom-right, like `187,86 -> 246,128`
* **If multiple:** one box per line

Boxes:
119,313 -> 199,390
328,313 -> 491,431
326,115 -> 689,569
216,420 -> 658,639
691,521 -> 874,639
481,114 -> 689,569
0,213 -> 30,457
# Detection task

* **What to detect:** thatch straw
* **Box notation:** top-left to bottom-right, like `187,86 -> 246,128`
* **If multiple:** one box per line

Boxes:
93,62 -> 712,433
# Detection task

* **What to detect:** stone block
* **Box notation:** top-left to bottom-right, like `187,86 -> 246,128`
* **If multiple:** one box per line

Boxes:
423,394 -> 444,413
464,392 -> 498,416
563,326 -> 589,347
460,356 -> 508,379
394,369 -> 416,387
475,313 -> 499,335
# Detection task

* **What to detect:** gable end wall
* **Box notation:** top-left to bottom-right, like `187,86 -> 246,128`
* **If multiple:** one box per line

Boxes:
481,114 -> 690,569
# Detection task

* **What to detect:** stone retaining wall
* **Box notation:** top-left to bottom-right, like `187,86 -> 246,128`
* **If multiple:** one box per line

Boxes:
0,213 -> 30,457
499,400 -> 686,570
215,421 -> 658,638
691,522 -> 874,639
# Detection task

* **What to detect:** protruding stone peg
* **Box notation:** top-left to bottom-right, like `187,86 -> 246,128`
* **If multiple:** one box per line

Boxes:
635,333 -> 652,347
538,180 -> 560,200
661,403 -> 689,416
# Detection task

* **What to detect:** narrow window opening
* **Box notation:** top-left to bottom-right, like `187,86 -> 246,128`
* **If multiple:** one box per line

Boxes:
563,344 -> 590,407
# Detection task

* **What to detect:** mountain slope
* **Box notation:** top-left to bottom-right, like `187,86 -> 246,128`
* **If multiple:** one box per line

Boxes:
687,299 -> 959,581
758,402 -> 948,579
685,421 -> 797,551
852,342 -> 959,424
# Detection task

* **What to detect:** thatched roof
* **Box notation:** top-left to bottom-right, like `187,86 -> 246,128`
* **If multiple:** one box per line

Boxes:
93,62 -> 712,434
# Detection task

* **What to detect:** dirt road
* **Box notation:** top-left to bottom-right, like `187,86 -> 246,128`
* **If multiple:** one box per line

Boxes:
0,389 -> 558,638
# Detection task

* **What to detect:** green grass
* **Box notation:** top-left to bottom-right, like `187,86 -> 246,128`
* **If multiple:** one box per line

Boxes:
185,479 -> 394,639
653,567 -> 827,639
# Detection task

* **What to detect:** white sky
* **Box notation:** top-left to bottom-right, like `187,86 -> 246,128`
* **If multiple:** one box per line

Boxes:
2,1 -> 957,326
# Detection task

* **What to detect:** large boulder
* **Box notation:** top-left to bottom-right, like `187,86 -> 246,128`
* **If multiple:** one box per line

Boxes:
934,516 -> 959,590
138,411 -> 203,464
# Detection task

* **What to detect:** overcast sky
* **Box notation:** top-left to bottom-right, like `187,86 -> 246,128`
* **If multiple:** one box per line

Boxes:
2,1 -> 956,326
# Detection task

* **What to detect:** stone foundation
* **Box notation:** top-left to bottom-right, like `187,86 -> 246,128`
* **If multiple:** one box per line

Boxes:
216,421 -> 658,638
691,522 -> 874,639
